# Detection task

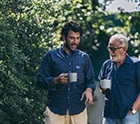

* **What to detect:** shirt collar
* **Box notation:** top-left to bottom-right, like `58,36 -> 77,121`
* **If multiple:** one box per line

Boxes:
60,46 -> 76,55
124,54 -> 132,64
111,54 -> 131,65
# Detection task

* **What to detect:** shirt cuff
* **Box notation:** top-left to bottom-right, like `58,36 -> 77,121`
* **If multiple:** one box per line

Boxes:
45,77 -> 56,91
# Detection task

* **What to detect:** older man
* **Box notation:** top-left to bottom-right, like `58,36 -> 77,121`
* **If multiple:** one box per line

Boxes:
98,34 -> 140,124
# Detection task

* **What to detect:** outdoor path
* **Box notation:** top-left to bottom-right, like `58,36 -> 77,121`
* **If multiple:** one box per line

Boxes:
87,82 -> 104,124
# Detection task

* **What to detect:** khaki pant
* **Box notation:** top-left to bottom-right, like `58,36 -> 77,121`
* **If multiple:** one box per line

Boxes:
44,107 -> 87,124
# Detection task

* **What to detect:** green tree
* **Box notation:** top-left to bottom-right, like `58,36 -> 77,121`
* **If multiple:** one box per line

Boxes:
0,0 -> 140,123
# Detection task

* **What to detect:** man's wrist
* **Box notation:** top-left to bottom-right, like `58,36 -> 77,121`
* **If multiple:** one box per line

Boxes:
86,88 -> 93,92
130,108 -> 137,114
51,77 -> 59,86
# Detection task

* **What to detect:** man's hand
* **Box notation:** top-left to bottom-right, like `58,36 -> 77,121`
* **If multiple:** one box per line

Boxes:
99,85 -> 107,94
81,88 -> 93,105
51,73 -> 68,86
58,73 -> 68,84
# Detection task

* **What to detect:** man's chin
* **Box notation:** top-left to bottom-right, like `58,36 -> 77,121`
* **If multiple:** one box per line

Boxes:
71,49 -> 76,51
110,57 -> 117,62
69,47 -> 76,51
70,46 -> 77,51
65,45 -> 76,52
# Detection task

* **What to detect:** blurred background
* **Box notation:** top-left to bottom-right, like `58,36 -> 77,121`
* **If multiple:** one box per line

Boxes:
0,0 -> 140,123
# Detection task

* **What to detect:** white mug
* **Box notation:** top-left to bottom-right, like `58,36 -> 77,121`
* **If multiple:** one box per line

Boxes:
100,79 -> 111,89
68,72 -> 77,83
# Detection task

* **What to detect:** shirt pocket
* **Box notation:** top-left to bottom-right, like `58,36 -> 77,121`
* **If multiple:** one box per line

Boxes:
117,70 -> 136,86
51,63 -> 69,75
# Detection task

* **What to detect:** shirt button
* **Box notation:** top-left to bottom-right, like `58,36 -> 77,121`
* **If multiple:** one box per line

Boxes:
67,97 -> 69,99
113,85 -> 116,87
68,88 -> 70,90
69,63 -> 71,65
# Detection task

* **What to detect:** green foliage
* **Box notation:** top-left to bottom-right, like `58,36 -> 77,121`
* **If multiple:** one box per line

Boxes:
0,0 -> 140,123
117,11 -> 140,56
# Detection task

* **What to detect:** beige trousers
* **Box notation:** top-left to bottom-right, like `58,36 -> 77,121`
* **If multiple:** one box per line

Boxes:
44,107 -> 87,124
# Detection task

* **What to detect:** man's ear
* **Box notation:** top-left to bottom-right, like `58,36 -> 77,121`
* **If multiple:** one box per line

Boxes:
123,46 -> 127,52
62,34 -> 66,41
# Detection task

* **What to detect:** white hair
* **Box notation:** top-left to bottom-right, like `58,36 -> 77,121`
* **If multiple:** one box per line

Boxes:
110,34 -> 129,50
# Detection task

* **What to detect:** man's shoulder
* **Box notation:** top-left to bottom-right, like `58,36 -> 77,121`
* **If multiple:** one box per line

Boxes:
45,47 -> 59,55
76,49 -> 89,56
103,59 -> 112,65
126,55 -> 140,64
131,57 -> 140,66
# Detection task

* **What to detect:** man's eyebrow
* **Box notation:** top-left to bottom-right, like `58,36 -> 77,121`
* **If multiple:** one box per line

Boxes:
69,35 -> 80,37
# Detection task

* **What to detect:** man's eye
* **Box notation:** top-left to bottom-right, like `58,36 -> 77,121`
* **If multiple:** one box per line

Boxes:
69,37 -> 74,40
111,48 -> 115,51
77,38 -> 80,40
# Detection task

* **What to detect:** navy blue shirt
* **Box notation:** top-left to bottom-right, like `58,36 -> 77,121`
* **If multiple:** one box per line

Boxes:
98,54 -> 140,119
36,47 -> 96,115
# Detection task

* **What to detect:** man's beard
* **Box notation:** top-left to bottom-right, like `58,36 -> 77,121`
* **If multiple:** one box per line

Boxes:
64,41 -> 73,52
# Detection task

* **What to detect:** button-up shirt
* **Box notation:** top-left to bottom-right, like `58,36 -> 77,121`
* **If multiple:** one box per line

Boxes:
98,54 -> 140,119
36,47 -> 96,115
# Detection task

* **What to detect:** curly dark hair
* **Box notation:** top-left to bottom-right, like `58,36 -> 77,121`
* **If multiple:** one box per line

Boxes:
61,20 -> 82,38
